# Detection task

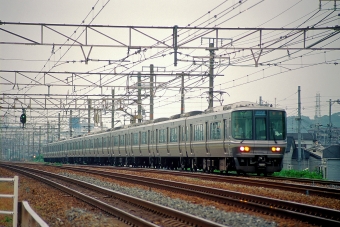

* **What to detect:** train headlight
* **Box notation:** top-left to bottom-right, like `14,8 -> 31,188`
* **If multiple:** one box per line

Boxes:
271,147 -> 281,152
240,146 -> 250,152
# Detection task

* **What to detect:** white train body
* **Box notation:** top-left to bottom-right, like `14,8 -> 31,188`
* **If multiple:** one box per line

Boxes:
43,101 -> 287,174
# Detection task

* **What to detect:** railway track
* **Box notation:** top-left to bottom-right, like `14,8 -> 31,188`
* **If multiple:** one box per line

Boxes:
251,175 -> 340,188
56,165 -> 340,226
80,165 -> 340,199
1,163 -> 226,227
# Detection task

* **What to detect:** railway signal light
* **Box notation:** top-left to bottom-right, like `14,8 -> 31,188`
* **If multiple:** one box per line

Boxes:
20,113 -> 26,124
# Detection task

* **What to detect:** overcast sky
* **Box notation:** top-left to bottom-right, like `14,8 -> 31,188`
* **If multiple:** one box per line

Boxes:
1,0 -> 339,129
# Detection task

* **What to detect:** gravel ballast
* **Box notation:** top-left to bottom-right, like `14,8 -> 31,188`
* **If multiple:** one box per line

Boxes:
61,172 -> 277,227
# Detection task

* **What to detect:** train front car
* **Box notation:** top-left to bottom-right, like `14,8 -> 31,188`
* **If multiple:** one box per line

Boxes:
230,104 -> 287,175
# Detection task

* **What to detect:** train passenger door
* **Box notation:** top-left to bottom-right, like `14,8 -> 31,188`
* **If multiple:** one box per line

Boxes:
178,125 -> 182,155
147,130 -> 150,155
155,129 -> 159,155
189,124 -> 193,154
166,127 -> 169,154
223,119 -> 228,155
205,122 -> 209,154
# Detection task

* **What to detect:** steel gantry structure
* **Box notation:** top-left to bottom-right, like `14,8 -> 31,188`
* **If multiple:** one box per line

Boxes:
1,21 -> 339,160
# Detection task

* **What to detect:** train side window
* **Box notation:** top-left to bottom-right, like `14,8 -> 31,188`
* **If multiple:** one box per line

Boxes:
170,127 -> 177,142
178,126 -> 181,142
189,124 -> 193,141
147,130 -> 150,144
120,135 -> 125,146
126,134 -> 130,146
133,133 -> 139,145
114,136 -> 119,146
184,126 -> 188,141
210,121 -> 221,140
155,129 -> 158,144
141,131 -> 147,144
223,119 -> 228,139
151,130 -> 154,144
159,129 -> 166,143
194,124 -> 204,141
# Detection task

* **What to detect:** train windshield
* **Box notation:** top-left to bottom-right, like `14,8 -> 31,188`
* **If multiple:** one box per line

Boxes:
232,110 -> 253,140
232,110 -> 286,140
269,111 -> 286,140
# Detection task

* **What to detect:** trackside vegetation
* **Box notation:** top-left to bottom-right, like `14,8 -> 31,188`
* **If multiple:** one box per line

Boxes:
273,169 -> 323,179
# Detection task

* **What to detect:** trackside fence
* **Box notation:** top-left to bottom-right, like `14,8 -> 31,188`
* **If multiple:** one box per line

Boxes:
0,176 -> 18,227
0,176 -> 49,227
19,201 -> 49,227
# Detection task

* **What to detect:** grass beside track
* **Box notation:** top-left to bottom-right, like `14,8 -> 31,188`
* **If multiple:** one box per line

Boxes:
273,169 -> 323,180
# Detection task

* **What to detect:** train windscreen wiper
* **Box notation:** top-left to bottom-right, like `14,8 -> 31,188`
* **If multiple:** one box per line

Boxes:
271,122 -> 277,144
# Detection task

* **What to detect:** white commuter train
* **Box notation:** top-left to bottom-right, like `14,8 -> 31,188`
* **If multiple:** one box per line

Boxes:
43,101 -> 287,175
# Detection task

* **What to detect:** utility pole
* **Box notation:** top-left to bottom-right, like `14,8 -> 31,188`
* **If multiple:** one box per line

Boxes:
58,113 -> 60,140
329,99 -> 332,145
150,64 -> 154,120
32,130 -> 35,159
208,42 -> 215,109
327,99 -> 340,144
88,99 -> 91,133
297,86 -> 302,169
69,110 -> 72,138
315,93 -> 321,123
38,126 -> 41,156
111,89 -> 114,129
19,132 -> 25,161
181,73 -> 185,114
28,132 -> 30,160
137,72 -> 142,123
47,121 -> 50,144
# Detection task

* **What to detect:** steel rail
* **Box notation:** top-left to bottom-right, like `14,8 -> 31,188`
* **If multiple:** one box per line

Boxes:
1,164 -> 158,227
107,167 -> 340,199
60,165 -> 340,226
253,175 -> 340,187
78,166 -> 340,199
1,163 -> 226,227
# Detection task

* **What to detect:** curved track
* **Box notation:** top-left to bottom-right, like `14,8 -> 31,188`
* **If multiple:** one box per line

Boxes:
1,163 -> 225,227
82,165 -> 340,199
55,165 -> 340,226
